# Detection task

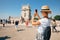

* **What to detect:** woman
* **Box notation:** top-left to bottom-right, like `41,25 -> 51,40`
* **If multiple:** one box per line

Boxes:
32,5 -> 51,40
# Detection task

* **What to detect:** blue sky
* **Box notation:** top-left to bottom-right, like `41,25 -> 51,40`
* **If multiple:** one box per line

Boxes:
0,0 -> 60,19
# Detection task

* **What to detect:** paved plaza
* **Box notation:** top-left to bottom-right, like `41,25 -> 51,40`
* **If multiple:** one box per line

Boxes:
0,24 -> 60,40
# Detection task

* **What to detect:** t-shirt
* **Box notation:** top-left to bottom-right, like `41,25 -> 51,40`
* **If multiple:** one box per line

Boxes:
52,21 -> 56,26
15,21 -> 19,25
37,18 -> 51,33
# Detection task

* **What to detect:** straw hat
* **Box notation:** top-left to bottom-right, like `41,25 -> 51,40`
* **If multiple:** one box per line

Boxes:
41,5 -> 51,13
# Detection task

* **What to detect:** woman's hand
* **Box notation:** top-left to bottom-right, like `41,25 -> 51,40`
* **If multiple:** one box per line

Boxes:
32,20 -> 40,25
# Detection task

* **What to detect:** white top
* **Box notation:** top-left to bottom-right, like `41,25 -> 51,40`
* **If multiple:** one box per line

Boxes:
37,18 -> 51,33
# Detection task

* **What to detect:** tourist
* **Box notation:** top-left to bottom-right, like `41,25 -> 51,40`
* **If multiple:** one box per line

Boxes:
13,20 -> 14,24
52,19 -> 57,32
3,19 -> 5,27
15,21 -> 19,30
32,5 -> 51,40
25,20 -> 29,27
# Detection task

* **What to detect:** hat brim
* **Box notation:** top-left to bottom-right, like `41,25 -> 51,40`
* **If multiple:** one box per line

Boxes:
41,10 -> 51,13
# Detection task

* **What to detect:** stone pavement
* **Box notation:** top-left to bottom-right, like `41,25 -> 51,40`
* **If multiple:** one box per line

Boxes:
0,24 -> 60,40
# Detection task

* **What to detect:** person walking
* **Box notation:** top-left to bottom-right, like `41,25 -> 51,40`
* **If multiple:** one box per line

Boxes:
32,5 -> 51,40
52,19 -> 57,32
25,20 -> 29,27
15,21 -> 19,30
3,19 -> 6,27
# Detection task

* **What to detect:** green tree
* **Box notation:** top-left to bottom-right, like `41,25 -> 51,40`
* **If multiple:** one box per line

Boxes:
54,15 -> 60,20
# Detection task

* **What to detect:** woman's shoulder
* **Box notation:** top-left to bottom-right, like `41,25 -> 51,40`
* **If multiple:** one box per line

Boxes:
40,18 -> 48,21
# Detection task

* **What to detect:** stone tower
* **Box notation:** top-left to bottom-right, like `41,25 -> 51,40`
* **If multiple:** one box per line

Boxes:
21,5 -> 31,21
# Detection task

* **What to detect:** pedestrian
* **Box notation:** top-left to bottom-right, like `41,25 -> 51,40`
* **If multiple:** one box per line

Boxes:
3,19 -> 5,27
13,20 -> 14,24
15,21 -> 19,30
25,20 -> 29,27
32,5 -> 51,40
52,19 -> 57,32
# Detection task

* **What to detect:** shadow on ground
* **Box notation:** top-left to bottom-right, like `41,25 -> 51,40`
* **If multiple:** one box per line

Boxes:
0,36 -> 11,40
57,30 -> 60,33
52,30 -> 60,33
17,29 -> 25,32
